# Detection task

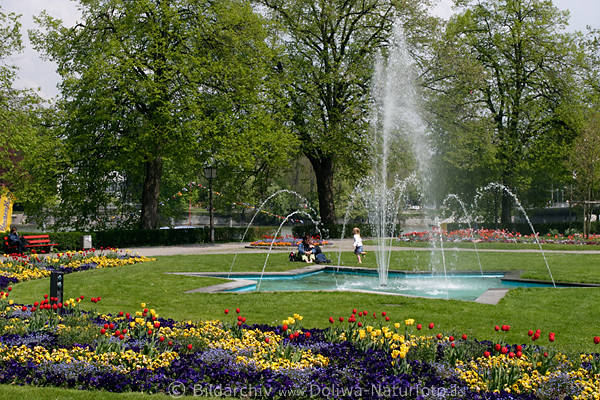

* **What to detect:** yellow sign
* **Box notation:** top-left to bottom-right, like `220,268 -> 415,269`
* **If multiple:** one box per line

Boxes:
0,188 -> 15,233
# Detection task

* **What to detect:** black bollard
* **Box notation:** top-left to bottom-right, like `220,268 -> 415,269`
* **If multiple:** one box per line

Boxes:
50,271 -> 64,313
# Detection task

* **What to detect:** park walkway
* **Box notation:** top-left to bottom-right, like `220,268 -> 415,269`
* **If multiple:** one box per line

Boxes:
128,239 -> 600,257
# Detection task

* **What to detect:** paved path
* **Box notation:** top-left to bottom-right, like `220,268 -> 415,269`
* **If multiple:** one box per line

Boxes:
128,239 -> 600,257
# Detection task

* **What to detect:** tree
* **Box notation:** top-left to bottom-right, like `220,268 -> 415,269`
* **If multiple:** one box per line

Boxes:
0,8 -> 62,218
32,0 -> 295,230
570,112 -> 600,237
259,0 -> 437,225
427,0 -> 581,223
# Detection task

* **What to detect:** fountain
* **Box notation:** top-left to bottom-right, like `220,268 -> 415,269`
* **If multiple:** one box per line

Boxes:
214,19 -> 561,300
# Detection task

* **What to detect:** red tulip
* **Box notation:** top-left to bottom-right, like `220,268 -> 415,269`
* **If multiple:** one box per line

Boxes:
429,323 -> 434,329
594,336 -> 600,344
147,330 -> 153,335
289,334 -> 294,340
154,322 -> 160,328
329,317 -> 334,324
104,324 -> 109,329
358,322 -> 363,327
158,336 -> 165,342
339,317 -> 344,322
305,332 -> 311,338
501,347 -> 508,354
416,324 -> 422,330
168,340 -> 173,346
236,308 -> 240,313
449,336 -> 455,342
549,332 -> 555,342
516,350 -> 522,358
119,334 -> 124,340
109,323 -> 115,330
516,345 -> 522,351
494,343 -> 501,352
352,308 -> 357,314
282,324 -> 288,331
483,351 -> 491,358
381,311 -> 387,316
462,334 -> 467,340
508,351 -> 515,358
265,337 -> 270,343
118,311 -> 123,316
224,309 -> 229,314
494,325 -> 500,331
126,313 -> 130,319
543,352 -> 548,357
122,329 -> 127,334
100,328 -> 106,334
385,316 -> 390,321
187,344 -> 193,350
436,333 -> 442,340
237,316 -> 242,321
527,330 -> 534,336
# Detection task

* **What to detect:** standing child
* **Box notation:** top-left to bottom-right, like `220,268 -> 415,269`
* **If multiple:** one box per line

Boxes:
352,227 -> 365,264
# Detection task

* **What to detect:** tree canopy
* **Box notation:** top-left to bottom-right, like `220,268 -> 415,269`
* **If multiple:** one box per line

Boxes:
32,0 -> 296,229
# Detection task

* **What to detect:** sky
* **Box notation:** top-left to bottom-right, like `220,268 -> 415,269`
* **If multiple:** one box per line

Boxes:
3,0 -> 600,99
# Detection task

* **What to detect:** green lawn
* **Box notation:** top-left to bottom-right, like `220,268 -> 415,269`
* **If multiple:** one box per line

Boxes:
7,249 -> 600,355
378,239 -> 600,251
0,385 -> 176,400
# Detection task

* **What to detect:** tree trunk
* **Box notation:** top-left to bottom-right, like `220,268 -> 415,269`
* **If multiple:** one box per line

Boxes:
307,155 -> 336,226
500,190 -> 512,227
140,157 -> 163,229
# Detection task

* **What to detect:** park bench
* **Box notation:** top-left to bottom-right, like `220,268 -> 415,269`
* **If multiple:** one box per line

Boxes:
3,234 -> 59,254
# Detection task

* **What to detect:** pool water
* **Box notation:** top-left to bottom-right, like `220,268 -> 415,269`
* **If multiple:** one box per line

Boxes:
227,270 -> 560,300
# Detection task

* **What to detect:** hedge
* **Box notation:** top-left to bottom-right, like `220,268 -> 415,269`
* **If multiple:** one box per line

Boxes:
6,226 -> 276,252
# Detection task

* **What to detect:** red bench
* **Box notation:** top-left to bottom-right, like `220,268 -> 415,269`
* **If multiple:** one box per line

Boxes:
3,234 -> 59,254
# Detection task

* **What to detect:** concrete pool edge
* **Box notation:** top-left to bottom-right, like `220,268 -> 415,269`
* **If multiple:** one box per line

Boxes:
170,266 -> 598,303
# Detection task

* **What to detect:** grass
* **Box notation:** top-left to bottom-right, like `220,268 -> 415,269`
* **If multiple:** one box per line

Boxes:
0,384 -> 177,400
378,239 -> 600,251
7,249 -> 600,355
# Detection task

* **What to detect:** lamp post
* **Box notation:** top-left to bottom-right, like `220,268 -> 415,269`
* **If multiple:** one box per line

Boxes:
203,164 -> 217,243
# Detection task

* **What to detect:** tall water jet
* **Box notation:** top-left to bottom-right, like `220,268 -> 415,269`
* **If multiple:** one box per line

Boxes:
363,20 -> 431,285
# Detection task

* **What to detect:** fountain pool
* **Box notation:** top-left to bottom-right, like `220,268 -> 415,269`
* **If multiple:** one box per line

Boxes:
220,268 -> 567,301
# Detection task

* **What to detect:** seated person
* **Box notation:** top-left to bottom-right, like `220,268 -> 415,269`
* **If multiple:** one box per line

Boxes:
297,235 -> 315,263
8,227 -> 27,253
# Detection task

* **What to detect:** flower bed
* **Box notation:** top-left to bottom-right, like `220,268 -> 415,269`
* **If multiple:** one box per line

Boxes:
0,294 -> 598,399
0,249 -> 155,289
401,228 -> 600,246
249,235 -> 330,248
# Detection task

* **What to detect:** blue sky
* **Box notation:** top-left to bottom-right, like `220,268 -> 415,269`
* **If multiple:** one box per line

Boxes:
4,0 -> 599,99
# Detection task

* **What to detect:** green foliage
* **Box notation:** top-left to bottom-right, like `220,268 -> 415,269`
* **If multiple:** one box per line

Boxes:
426,0 -> 583,216
0,7 -> 62,215
31,0 -> 296,230
260,0 -> 438,224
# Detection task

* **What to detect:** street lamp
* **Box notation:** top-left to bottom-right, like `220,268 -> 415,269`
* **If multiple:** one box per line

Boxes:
203,164 -> 217,243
